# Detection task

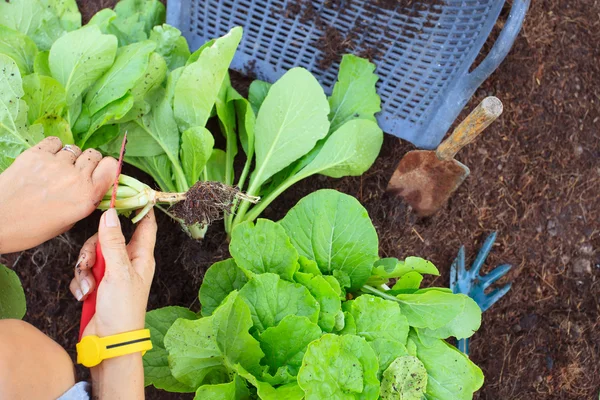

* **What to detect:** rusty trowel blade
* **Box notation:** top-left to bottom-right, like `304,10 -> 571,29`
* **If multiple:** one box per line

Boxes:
386,150 -> 469,216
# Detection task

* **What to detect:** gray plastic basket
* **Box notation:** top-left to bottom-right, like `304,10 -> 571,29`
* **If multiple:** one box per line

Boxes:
167,0 -> 529,149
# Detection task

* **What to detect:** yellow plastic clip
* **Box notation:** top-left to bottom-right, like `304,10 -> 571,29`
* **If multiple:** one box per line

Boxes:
77,329 -> 152,368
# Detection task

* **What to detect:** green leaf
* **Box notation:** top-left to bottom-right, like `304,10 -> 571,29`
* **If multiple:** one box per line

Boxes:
88,9 -> 117,33
33,51 -> 51,76
296,119 -> 382,179
0,25 -> 38,75
181,126 -> 214,187
41,0 -> 81,32
116,51 -> 167,123
194,375 -> 250,400
164,316 -> 229,389
337,311 -> 356,335
345,295 -> 409,344
150,24 -> 190,71
369,339 -> 408,378
22,74 -> 66,125
113,0 -> 165,40
173,26 -> 242,131
368,257 -> 439,287
380,356 -> 428,400
212,292 -> 265,375
34,114 -> 73,143
235,364 -> 305,400
119,87 -> 180,183
394,291 -> 470,331
420,296 -> 481,340
409,331 -> 483,400
328,54 -> 380,133
238,273 -> 319,333
80,94 -> 134,148
205,149 -> 226,182
297,256 -> 321,276
0,264 -> 26,319
85,40 -> 156,115
143,306 -> 197,392
230,219 -> 299,281
126,154 -> 175,192
298,334 -> 380,400
186,39 -> 215,65
199,259 -> 248,317
83,124 -> 119,150
259,315 -> 321,376
250,68 -> 329,189
49,25 -> 118,106
215,74 -> 239,185
391,271 -> 423,291
236,96 -> 255,157
248,80 -> 271,115
0,55 -> 42,172
294,272 -> 342,332
0,0 -> 44,35
280,189 -> 379,289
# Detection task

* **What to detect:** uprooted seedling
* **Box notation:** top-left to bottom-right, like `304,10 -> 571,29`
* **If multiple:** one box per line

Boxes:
98,175 -> 259,229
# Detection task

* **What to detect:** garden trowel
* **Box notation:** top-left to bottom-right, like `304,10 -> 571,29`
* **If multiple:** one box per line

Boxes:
387,96 -> 503,216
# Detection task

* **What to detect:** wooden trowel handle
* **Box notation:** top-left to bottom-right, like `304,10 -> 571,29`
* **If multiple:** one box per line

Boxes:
436,96 -> 503,161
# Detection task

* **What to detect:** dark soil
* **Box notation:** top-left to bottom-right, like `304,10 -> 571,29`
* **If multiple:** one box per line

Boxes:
283,0 -> 443,69
1,1 -> 598,399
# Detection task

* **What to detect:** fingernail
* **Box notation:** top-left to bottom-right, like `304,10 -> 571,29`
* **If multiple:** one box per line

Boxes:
75,288 -> 83,301
105,208 -> 119,228
81,279 -> 90,295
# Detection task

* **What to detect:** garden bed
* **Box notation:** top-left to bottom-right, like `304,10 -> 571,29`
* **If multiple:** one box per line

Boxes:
0,0 -> 598,399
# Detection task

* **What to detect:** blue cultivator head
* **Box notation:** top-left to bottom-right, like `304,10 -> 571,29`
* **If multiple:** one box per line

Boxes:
450,232 -> 512,354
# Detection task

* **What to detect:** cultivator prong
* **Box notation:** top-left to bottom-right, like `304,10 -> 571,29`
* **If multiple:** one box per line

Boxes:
452,232 -> 512,355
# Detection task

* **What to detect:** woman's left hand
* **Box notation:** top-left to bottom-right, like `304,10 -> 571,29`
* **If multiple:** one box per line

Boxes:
0,137 -> 118,254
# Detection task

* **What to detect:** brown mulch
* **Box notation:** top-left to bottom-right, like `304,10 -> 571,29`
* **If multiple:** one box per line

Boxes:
1,1 -> 598,399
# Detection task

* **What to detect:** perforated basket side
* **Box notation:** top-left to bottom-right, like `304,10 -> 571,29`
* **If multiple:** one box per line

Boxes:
168,0 -> 528,149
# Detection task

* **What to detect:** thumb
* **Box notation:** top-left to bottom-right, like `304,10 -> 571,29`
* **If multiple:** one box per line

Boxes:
98,208 -> 130,272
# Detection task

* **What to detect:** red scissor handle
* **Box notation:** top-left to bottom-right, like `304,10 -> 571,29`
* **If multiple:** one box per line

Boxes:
79,241 -> 105,340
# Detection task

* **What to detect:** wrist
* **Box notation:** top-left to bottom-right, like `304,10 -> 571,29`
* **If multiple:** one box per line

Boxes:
91,353 -> 144,400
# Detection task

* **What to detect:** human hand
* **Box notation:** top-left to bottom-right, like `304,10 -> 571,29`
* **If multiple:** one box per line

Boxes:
70,208 -> 156,338
0,137 -> 118,254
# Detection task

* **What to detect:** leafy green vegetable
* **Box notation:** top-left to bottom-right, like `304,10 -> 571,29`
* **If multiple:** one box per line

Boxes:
294,272 -> 342,332
248,68 -> 330,190
199,258 -> 248,317
49,25 -> 118,106
380,356 -> 428,400
230,219 -> 299,281
345,294 -> 409,344
328,54 -> 381,132
174,27 -> 242,131
143,306 -> 197,392
298,333 -> 380,400
0,264 -> 26,319
259,315 -> 321,377
0,54 -> 43,172
194,375 -> 250,400
164,316 -> 228,388
409,331 -> 483,400
280,189 -> 379,289
0,25 -> 37,75
85,40 -> 155,115
238,273 -> 319,333
248,80 -> 271,115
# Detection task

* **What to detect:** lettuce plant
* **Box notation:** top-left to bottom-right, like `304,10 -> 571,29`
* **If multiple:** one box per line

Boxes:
144,190 -> 484,399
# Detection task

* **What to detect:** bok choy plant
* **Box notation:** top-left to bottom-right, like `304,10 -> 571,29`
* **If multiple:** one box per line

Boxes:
0,0 -> 384,239
143,190 -> 484,399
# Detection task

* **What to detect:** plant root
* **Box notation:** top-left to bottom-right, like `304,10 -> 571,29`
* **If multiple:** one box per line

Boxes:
171,181 -> 260,226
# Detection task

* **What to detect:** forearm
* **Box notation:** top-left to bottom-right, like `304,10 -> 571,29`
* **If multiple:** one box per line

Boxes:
91,353 -> 144,400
